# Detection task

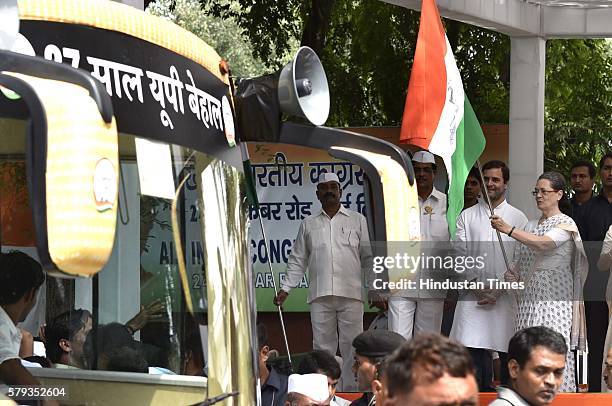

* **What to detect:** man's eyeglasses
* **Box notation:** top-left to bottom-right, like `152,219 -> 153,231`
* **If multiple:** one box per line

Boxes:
531,188 -> 558,196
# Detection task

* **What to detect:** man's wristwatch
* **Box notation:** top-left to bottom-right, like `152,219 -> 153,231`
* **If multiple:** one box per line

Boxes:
508,226 -> 516,237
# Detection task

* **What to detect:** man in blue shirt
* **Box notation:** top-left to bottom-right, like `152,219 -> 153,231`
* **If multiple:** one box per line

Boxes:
258,323 -> 288,406
569,160 -> 596,234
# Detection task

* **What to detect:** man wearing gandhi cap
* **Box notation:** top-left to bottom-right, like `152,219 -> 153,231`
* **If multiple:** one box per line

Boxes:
285,373 -> 332,405
388,150 -> 449,340
274,172 -> 373,391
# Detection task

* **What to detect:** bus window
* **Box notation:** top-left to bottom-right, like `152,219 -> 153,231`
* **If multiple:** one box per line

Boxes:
1,115 -> 254,403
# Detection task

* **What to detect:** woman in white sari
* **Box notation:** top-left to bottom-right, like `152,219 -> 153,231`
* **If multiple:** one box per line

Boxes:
491,172 -> 588,392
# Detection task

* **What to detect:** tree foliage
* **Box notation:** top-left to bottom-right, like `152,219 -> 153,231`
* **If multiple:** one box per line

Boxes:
449,22 -> 510,124
146,0 -> 268,77
202,0 -> 511,126
205,0 -> 306,70
169,0 -> 610,173
544,39 -> 612,175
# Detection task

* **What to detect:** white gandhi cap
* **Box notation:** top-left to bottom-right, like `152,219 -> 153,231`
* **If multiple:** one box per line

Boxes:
412,150 -> 436,164
287,373 -> 330,402
317,172 -> 340,185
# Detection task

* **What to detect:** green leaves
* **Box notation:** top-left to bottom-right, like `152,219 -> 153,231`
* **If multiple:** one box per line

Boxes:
150,0 -> 612,178
544,39 -> 612,175
204,0 -> 303,71
148,0 -> 269,77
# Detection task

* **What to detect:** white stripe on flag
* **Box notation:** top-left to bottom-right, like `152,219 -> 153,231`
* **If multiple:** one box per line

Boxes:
428,36 -> 464,180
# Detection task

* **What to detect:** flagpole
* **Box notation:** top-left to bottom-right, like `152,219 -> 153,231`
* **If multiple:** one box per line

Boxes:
475,160 -> 518,303
229,66 -> 293,370
256,213 -> 293,370
239,143 -> 293,371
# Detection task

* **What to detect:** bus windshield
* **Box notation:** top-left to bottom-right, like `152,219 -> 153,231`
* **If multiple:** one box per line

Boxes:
0,111 -> 254,404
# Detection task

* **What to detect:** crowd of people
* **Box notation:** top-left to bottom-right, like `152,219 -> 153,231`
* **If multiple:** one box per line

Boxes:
272,149 -> 612,401
0,250 -> 203,390
260,324 -> 598,405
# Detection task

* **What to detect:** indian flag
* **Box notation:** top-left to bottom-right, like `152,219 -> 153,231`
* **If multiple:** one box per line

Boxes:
399,0 -> 486,238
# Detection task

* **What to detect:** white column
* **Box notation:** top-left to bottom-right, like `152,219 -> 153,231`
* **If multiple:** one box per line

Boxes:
75,277 -> 92,312
97,163 -> 141,326
111,0 -> 144,10
507,36 -> 546,219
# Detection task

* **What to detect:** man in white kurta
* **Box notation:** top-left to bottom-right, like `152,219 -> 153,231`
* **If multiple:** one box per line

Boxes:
450,161 -> 528,390
389,150 -> 450,339
274,172 -> 372,391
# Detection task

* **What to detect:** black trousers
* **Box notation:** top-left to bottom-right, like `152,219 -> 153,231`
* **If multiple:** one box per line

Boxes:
498,352 -> 510,385
585,301 -> 609,392
468,348 -> 494,391
468,348 -> 509,391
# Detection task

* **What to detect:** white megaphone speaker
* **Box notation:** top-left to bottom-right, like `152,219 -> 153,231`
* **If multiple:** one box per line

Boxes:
277,46 -> 330,126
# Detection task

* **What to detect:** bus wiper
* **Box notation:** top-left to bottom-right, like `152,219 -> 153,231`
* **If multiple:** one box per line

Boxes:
189,391 -> 239,406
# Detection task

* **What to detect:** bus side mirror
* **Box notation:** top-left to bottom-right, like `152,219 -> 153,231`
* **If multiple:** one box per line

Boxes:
0,70 -> 118,277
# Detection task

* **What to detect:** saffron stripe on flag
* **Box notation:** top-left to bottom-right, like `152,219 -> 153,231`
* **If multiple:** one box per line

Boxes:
399,0 -> 486,239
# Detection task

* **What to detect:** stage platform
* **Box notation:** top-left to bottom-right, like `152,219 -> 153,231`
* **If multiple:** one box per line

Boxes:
336,392 -> 612,405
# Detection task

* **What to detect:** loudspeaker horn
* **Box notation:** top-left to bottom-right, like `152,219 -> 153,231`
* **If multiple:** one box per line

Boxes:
277,46 -> 330,126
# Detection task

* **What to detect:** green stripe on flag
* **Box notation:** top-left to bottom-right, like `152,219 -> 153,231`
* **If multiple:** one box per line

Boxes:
242,158 -> 259,208
447,97 -> 486,238
239,143 -> 260,208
